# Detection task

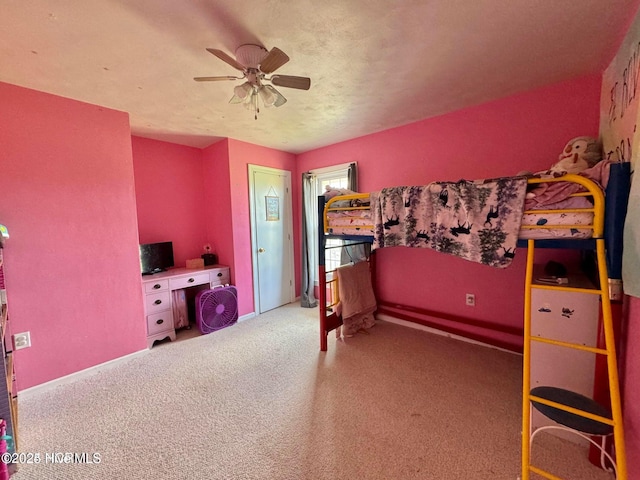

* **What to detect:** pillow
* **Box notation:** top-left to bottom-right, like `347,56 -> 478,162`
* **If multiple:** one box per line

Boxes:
324,185 -> 357,208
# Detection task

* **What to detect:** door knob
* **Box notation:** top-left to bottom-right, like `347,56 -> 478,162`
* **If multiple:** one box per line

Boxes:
258,248 -> 266,253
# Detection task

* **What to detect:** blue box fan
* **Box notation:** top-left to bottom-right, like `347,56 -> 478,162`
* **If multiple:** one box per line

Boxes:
195,285 -> 238,334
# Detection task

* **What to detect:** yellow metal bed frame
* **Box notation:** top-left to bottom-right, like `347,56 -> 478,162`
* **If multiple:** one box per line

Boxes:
321,174 -> 627,479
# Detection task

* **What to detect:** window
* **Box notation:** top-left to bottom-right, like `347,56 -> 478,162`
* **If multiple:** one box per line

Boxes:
317,172 -> 349,273
317,173 -> 349,193
308,164 -> 352,282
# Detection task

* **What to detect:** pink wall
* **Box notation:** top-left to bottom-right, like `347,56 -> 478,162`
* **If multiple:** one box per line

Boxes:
133,136 -> 298,319
227,139 -> 298,315
0,68 -> 636,473
0,82 -> 146,390
132,136 -> 206,268
201,140 -> 235,275
623,292 -> 640,474
297,74 -> 602,349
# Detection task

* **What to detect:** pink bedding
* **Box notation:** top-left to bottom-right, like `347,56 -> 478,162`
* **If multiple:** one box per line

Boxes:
524,160 -> 612,210
325,163 -> 612,241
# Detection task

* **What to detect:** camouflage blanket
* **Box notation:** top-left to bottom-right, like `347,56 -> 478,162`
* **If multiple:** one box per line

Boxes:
370,176 -> 528,267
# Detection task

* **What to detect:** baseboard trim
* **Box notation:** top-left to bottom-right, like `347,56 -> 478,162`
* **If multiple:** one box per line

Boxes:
238,312 -> 256,322
376,313 -> 521,356
239,298 -> 302,322
19,349 -> 148,397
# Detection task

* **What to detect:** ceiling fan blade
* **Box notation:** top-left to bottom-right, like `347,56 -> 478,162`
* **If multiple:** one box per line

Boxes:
270,75 -> 311,90
259,47 -> 290,74
264,85 -> 287,107
206,48 -> 246,71
194,76 -> 239,82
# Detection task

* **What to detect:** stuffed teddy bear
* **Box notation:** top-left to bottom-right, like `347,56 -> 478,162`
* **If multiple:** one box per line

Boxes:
548,136 -> 602,176
519,136 -> 603,180
522,136 -> 603,200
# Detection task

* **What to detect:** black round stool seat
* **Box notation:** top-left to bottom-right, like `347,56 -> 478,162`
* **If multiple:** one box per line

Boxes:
530,386 -> 613,436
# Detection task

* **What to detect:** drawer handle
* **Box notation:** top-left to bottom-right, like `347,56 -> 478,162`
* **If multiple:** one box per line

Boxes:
153,284 -> 161,290
156,319 -> 164,325
154,299 -> 162,305
217,272 -> 223,277
188,278 -> 195,283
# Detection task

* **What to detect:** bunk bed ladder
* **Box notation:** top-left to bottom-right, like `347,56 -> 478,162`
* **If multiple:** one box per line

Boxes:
521,238 -> 627,480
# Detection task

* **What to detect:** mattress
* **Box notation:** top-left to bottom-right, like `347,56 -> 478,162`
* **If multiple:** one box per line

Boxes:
326,196 -> 595,239
326,210 -> 374,236
519,196 -> 594,239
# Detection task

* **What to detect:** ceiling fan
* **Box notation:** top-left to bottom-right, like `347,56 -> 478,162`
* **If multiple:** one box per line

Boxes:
194,44 -> 311,119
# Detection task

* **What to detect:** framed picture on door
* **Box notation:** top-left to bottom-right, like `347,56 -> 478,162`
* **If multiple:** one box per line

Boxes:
265,187 -> 280,221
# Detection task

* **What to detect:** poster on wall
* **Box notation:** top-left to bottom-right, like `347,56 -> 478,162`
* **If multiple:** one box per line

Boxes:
600,11 -> 640,297
265,186 -> 280,222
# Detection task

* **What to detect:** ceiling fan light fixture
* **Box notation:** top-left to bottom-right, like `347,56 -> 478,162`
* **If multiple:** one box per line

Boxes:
242,91 -> 256,109
258,86 -> 277,107
233,82 -> 253,100
235,44 -> 268,69
196,44 -> 308,119
264,85 -> 287,107
236,90 -> 260,120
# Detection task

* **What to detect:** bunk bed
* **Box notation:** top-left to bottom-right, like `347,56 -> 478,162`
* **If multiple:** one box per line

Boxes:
317,163 -> 631,480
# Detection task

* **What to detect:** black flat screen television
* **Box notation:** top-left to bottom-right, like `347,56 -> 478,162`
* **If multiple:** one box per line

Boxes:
139,241 -> 174,275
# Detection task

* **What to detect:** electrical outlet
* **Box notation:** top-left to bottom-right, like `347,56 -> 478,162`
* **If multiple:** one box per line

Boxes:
13,332 -> 31,350
465,293 -> 475,307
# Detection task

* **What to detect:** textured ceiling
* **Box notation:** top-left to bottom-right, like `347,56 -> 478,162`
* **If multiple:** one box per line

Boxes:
1,0 -> 638,154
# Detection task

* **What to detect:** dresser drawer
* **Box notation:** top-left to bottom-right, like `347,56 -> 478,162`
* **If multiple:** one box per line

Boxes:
147,311 -> 173,336
169,273 -> 210,290
209,267 -> 230,286
145,291 -> 171,314
144,279 -> 169,294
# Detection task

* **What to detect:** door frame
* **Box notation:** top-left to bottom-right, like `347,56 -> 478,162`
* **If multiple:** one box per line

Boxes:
248,164 -> 295,314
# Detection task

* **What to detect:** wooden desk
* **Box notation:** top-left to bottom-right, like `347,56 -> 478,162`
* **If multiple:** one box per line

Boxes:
141,265 -> 230,348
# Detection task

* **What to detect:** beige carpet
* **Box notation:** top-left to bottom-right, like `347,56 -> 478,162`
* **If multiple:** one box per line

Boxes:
12,304 -> 613,479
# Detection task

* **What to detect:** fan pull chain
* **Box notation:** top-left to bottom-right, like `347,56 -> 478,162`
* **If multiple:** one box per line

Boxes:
255,94 -> 259,120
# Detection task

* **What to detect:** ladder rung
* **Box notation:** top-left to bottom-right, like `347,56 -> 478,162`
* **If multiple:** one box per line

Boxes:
531,336 -> 609,355
529,395 -> 614,427
529,465 -> 566,480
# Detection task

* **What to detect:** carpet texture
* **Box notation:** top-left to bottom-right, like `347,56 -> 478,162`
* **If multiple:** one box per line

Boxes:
12,304 -> 612,479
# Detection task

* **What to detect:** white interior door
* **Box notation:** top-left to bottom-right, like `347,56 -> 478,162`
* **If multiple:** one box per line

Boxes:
249,165 -> 294,313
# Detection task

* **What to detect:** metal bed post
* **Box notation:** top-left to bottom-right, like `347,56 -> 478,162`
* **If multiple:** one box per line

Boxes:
318,196 -> 328,351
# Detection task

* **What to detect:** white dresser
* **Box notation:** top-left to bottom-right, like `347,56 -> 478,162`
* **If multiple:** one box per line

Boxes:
142,265 -> 230,348
529,270 -> 599,442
